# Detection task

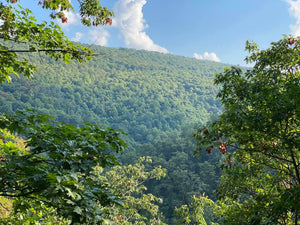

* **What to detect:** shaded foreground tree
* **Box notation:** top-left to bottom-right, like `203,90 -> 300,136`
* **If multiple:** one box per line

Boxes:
193,36 -> 300,224
0,111 -> 125,224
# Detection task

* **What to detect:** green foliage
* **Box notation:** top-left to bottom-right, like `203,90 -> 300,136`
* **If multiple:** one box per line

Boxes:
0,155 -> 167,225
0,1 -> 228,223
0,196 -> 12,219
2,201 -> 71,225
99,156 -> 167,224
0,0 -> 114,83
29,0 -> 113,25
175,195 -> 223,225
0,110 -> 125,224
0,46 -> 226,146
0,1 -> 133,223
0,2 -> 96,83
124,127 -> 222,224
194,36 -> 300,224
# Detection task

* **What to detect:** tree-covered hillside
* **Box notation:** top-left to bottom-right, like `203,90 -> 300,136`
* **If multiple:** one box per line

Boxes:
1,1 -> 298,223
0,45 -> 230,223
0,45 -> 227,145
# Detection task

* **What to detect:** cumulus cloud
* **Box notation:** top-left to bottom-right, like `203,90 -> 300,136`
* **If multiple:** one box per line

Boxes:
70,29 -> 109,46
88,28 -> 110,46
286,0 -> 300,36
72,32 -> 83,42
113,0 -> 168,53
193,52 -> 221,62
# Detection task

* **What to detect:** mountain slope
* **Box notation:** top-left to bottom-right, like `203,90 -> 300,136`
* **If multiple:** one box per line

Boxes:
0,46 -> 227,144
0,45 -> 230,224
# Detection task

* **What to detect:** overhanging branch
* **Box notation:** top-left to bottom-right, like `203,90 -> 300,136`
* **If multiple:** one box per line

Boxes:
0,49 -> 110,57
0,49 -> 88,54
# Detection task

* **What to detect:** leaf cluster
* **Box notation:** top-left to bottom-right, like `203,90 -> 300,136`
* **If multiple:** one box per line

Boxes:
0,110 -> 126,223
0,0 -> 117,83
99,157 -> 167,224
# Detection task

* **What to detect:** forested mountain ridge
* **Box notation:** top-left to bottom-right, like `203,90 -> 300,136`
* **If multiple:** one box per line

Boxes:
0,45 -> 231,224
0,45 -> 227,145
0,1 -> 297,222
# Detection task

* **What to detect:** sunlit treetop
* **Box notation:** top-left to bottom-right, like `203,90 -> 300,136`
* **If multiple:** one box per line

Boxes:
0,0 -> 113,83
7,0 -> 114,26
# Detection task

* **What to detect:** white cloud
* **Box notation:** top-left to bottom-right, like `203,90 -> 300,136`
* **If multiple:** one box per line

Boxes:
88,28 -> 110,46
193,52 -> 221,62
287,0 -> 300,36
72,32 -> 83,42
69,27 -> 109,46
113,0 -> 168,53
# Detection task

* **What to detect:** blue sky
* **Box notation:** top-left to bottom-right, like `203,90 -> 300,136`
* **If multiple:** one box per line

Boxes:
25,0 -> 300,65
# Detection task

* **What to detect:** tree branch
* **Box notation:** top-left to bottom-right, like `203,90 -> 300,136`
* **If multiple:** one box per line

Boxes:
0,49 -> 85,54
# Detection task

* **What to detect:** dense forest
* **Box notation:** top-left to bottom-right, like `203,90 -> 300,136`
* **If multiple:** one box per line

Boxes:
0,46 -> 226,145
1,1 -> 299,224
0,45 -> 227,223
